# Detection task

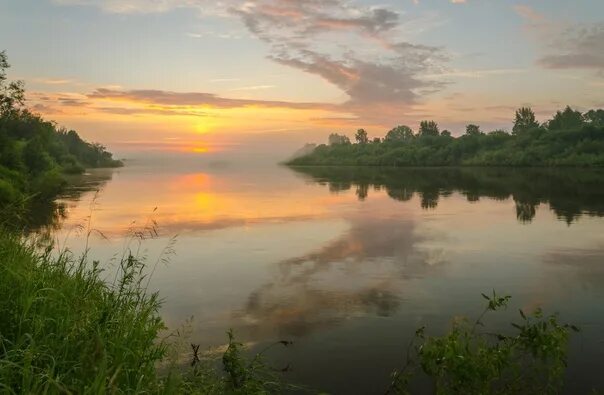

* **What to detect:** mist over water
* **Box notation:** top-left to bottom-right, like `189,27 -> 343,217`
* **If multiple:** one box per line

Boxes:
42,155 -> 604,394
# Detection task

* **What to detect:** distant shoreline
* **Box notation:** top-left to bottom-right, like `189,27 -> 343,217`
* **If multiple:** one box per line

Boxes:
287,107 -> 604,168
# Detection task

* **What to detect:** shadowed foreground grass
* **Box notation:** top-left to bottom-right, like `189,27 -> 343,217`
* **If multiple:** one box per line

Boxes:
0,232 -> 174,393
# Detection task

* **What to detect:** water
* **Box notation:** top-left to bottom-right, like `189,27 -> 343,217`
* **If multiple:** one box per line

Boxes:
43,157 -> 604,393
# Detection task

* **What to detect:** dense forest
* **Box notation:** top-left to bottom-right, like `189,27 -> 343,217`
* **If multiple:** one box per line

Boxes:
0,51 -> 122,215
288,106 -> 604,167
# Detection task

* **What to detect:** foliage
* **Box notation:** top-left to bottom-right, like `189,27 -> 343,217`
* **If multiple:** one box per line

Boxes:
0,51 -> 122,214
386,291 -> 578,395
419,120 -> 439,137
465,124 -> 482,136
0,50 -> 25,116
385,125 -> 414,142
355,128 -> 369,144
328,133 -> 351,145
220,330 -> 294,394
547,106 -> 585,131
287,106 -> 604,168
513,107 -> 539,135
0,233 -> 166,393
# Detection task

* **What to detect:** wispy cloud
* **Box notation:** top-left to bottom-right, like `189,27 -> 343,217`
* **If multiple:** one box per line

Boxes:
514,5 -> 604,75
87,88 -> 328,109
538,23 -> 604,74
229,0 -> 448,112
209,78 -> 241,83
53,0 -> 450,120
513,4 -> 548,27
34,78 -> 74,85
229,85 -> 275,91
426,68 -> 527,79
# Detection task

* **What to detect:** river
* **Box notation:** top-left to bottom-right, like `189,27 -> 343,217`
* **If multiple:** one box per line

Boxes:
38,156 -> 604,393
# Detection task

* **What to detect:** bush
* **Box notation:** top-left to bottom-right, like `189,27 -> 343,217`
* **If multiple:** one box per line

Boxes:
386,291 -> 578,395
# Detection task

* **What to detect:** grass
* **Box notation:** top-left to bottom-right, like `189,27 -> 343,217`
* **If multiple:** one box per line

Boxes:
0,231 -> 297,394
0,232 -> 166,393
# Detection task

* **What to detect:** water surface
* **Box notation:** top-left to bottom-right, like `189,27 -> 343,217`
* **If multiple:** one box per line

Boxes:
47,158 -> 604,393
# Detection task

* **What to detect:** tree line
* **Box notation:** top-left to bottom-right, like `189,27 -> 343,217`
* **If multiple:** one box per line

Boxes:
288,106 -> 604,167
0,51 -> 122,212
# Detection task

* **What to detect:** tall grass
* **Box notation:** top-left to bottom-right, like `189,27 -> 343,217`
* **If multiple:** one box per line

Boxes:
0,231 -> 295,394
0,232 -> 166,393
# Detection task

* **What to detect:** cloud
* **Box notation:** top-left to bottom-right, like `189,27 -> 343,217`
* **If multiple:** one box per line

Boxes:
513,4 -> 547,27
52,0 -> 198,14
230,0 -> 447,108
229,85 -> 275,91
34,78 -> 74,85
52,0 -> 450,125
514,5 -> 604,75
87,87 -> 329,109
96,106 -> 208,117
537,23 -> 604,73
230,0 -> 401,39
425,68 -> 526,79
209,78 -> 241,83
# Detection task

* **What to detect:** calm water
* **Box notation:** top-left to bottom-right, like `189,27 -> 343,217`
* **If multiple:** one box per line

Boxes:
44,157 -> 604,393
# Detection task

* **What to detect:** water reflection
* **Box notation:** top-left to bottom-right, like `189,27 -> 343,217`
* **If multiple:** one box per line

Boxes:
234,214 -> 445,338
290,166 -> 604,224
27,169 -> 114,236
32,159 -> 604,393
543,244 -> 604,288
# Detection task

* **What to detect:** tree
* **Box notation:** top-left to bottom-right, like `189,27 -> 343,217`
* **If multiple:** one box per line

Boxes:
547,106 -> 585,130
513,107 -> 539,135
328,133 -> 350,145
22,137 -> 53,174
355,128 -> 369,144
584,109 -> 604,127
0,50 -> 25,116
418,120 -> 439,137
385,125 -> 414,142
440,130 -> 451,137
465,124 -> 482,136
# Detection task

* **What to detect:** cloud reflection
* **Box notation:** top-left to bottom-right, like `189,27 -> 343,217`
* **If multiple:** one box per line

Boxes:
543,244 -> 604,288
233,214 -> 445,337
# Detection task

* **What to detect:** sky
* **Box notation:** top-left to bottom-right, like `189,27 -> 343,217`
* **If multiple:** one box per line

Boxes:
1,0 -> 603,158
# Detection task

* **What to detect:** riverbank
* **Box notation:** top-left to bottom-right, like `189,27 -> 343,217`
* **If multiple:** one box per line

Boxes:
0,232 -> 292,394
287,107 -> 604,167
